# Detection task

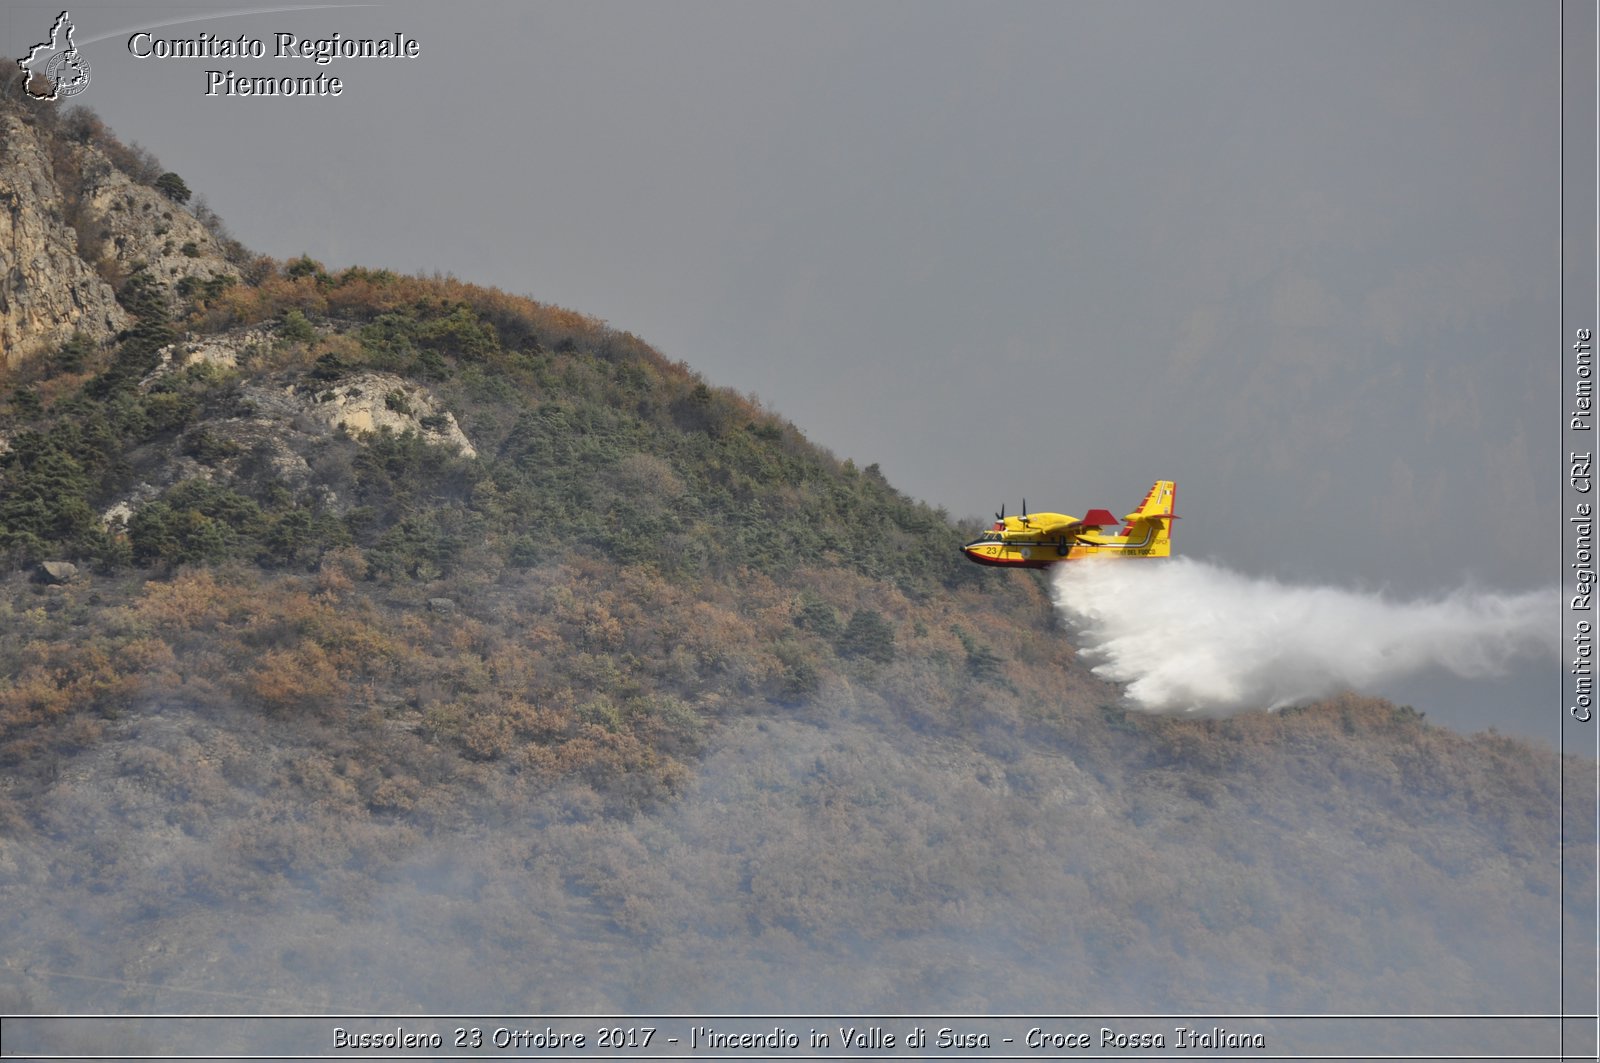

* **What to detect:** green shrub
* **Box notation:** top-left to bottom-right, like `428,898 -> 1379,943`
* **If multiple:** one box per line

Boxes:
127,479 -> 263,568
155,171 -> 191,203
51,332 -> 95,375
795,598 -> 841,637
837,609 -> 895,663
279,310 -> 315,344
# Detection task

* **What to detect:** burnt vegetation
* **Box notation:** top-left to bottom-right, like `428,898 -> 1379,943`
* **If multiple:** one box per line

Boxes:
0,98 -> 1590,1026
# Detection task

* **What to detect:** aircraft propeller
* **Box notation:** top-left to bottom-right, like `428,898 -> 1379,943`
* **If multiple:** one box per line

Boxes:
995,500 -> 1035,526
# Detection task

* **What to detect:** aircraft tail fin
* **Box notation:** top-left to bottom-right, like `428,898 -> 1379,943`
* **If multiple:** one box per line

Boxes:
1120,480 -> 1178,556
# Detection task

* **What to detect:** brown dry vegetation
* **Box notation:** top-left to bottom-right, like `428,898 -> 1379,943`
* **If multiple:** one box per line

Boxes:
0,522 -> 1587,1027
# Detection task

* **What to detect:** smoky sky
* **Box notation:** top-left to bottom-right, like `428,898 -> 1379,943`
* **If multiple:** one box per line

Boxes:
3,0 -> 1566,734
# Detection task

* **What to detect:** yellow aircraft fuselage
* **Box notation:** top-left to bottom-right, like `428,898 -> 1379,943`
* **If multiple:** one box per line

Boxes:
961,481 -> 1177,569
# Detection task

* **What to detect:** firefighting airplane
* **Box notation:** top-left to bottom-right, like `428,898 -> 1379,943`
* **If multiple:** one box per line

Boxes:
962,480 -> 1177,568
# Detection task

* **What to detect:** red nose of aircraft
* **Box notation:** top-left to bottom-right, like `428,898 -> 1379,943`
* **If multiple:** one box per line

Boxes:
962,532 -> 1035,567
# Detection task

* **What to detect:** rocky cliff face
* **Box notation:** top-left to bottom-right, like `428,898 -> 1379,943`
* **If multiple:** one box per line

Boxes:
0,109 -> 241,368
76,143 -> 239,300
0,113 -> 126,365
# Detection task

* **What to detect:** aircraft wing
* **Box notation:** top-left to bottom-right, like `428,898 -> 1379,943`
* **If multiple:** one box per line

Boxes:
1026,515 -> 1084,536
1032,510 -> 1116,534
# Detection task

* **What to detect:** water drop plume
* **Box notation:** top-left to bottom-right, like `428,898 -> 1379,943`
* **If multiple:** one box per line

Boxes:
1050,558 -> 1556,714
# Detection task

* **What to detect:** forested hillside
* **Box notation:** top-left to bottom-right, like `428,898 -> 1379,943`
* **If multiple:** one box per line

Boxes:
0,91 -> 1590,1042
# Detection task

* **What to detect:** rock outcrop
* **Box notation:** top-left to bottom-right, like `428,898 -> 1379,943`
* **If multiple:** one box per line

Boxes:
294,370 -> 479,458
96,328 -> 478,528
34,560 -> 79,584
0,114 -> 127,365
76,145 -> 239,300
0,108 -> 242,369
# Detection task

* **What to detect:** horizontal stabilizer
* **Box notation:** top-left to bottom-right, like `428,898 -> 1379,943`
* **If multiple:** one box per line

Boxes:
1124,481 -> 1178,525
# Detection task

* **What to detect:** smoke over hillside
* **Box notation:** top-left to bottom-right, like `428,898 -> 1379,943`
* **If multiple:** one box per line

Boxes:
1051,558 -> 1556,714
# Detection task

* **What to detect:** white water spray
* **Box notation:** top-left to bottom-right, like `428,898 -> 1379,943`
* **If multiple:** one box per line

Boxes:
1051,558 -> 1556,714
